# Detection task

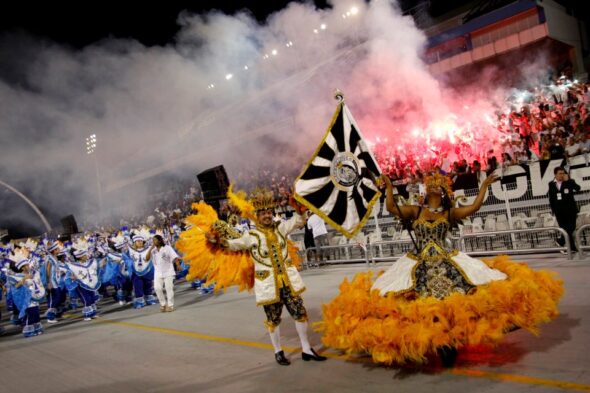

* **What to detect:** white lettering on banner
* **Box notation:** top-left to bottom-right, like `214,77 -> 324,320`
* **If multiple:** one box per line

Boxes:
569,155 -> 587,167
529,160 -> 563,197
375,156 -> 590,215
570,167 -> 590,190
490,167 -> 527,201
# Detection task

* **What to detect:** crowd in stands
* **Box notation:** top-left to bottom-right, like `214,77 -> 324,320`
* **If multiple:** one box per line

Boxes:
374,76 -> 590,193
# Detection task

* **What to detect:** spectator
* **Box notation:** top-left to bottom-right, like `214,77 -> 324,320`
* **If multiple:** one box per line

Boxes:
549,140 -> 565,160
307,213 -> 329,264
548,167 -> 581,252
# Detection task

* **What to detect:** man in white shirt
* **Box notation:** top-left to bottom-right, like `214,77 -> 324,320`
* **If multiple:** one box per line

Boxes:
146,235 -> 180,312
307,213 -> 329,264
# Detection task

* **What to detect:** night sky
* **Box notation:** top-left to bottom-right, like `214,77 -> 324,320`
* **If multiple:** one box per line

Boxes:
0,0 -> 585,50
0,1 -> 332,48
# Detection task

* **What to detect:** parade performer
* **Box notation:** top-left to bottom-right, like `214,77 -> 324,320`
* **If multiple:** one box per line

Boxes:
45,241 -> 67,323
128,228 -> 157,309
66,240 -> 101,321
7,247 -> 46,337
107,233 -> 133,305
177,187 -> 327,366
319,173 -> 563,366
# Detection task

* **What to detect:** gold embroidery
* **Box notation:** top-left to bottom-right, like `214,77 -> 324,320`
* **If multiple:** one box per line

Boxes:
255,270 -> 270,281
254,226 -> 303,304
413,217 -> 448,228
424,263 -> 456,299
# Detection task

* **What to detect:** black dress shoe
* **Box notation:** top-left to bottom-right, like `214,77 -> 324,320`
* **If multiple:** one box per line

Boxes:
275,350 -> 291,366
302,348 -> 327,361
437,346 -> 458,368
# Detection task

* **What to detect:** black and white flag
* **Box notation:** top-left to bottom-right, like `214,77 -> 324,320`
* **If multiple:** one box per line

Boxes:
294,101 -> 381,238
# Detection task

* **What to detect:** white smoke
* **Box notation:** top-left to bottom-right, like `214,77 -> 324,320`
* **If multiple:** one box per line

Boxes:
0,0 -> 548,235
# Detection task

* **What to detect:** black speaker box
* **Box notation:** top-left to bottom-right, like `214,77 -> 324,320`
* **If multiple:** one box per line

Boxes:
60,214 -> 79,235
197,165 -> 229,201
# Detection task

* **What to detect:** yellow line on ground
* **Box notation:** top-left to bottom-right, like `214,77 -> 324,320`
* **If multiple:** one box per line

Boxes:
96,318 -> 590,392
94,318 -> 354,360
450,369 -> 590,392
96,319 -> 275,351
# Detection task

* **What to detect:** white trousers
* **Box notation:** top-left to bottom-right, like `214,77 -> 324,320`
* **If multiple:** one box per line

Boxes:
154,276 -> 175,307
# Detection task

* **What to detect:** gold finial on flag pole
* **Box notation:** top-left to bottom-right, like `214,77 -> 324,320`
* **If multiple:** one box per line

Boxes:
334,89 -> 344,103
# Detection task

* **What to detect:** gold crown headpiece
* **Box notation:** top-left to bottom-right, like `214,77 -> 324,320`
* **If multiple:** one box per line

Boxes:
424,173 -> 453,195
249,188 -> 276,212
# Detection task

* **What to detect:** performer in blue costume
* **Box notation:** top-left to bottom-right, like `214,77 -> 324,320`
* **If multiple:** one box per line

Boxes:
7,248 -> 46,337
106,233 -> 133,305
44,241 -> 67,323
128,229 -> 157,309
66,241 -> 101,321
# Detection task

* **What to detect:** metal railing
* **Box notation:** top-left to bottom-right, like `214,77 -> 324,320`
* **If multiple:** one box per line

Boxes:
299,243 -> 371,269
301,226 -> 574,267
457,226 -> 572,259
574,224 -> 590,257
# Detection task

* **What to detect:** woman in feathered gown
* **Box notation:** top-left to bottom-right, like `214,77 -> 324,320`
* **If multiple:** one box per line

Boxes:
319,173 -> 563,366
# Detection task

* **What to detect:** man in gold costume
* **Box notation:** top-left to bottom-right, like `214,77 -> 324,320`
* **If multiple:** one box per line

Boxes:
209,190 -> 327,366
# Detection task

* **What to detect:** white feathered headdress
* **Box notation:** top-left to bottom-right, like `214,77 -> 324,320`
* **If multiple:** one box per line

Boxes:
18,238 -> 38,252
131,227 -> 151,243
8,248 -> 29,269
71,238 -> 90,259
110,232 -> 127,249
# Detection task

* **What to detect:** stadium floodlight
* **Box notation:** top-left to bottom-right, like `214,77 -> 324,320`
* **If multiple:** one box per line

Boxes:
225,73 -> 233,80
271,49 -> 278,56
350,6 -> 359,15
85,132 -> 103,214
320,24 -> 327,30
86,134 -> 97,155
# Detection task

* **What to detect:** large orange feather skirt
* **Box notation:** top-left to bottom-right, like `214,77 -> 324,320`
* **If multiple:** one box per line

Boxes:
317,256 -> 563,365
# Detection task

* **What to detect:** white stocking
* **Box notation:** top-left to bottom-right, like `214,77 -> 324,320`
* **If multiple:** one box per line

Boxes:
268,326 -> 282,353
295,321 -> 312,354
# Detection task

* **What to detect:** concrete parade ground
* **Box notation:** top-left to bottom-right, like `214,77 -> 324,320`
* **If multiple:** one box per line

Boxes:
1,254 -> 589,393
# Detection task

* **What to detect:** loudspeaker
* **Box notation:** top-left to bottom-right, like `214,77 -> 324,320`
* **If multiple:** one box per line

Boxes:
197,165 -> 229,201
60,214 -> 79,235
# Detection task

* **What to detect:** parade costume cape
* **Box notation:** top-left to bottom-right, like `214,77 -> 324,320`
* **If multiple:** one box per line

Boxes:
318,217 -> 563,365
176,198 -> 302,293
102,252 -> 125,286
65,258 -> 101,292
7,269 -> 46,318
7,274 -> 33,319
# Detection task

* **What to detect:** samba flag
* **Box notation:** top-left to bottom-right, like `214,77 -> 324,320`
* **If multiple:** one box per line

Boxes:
294,99 -> 381,238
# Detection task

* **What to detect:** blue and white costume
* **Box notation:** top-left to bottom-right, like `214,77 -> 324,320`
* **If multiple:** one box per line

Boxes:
45,242 -> 67,323
128,232 -> 156,308
65,249 -> 101,320
106,237 -> 134,305
7,255 -> 46,338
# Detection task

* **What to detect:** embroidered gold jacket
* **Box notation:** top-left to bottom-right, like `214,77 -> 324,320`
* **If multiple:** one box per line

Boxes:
226,214 -> 306,305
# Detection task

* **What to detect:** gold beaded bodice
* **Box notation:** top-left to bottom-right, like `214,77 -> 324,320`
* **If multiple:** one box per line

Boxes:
410,217 -> 473,299
412,217 -> 450,261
